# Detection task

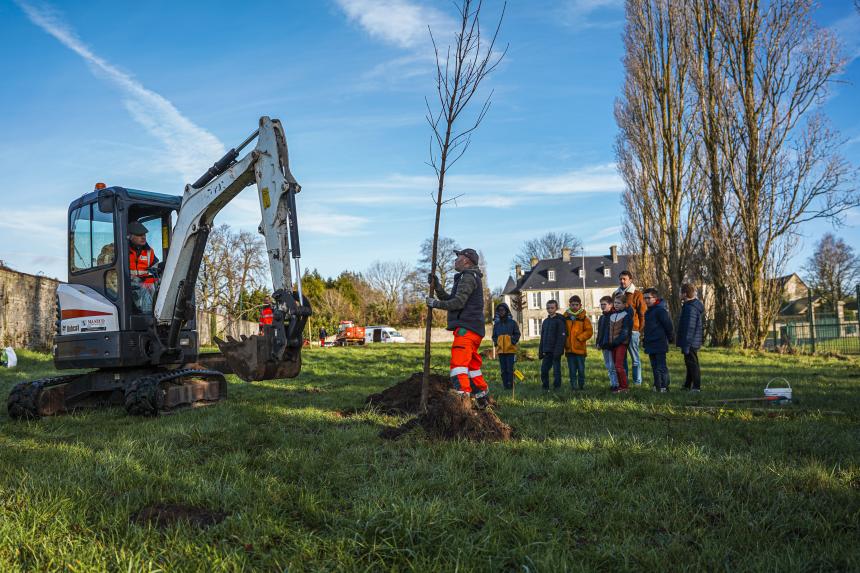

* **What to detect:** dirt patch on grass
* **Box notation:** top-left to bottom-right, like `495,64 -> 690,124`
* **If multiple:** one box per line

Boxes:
132,504 -> 226,528
371,372 -> 512,442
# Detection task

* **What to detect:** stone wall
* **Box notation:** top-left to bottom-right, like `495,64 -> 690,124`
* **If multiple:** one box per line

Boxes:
196,310 -> 258,347
395,326 -> 492,343
0,267 -> 60,350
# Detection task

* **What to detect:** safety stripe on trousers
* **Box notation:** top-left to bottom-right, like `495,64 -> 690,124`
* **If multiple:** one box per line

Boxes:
468,369 -> 482,378
450,367 -> 468,376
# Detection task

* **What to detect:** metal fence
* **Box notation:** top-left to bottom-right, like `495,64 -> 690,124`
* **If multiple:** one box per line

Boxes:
766,313 -> 860,355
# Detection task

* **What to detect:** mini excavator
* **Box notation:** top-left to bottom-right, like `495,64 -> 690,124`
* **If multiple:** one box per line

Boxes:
8,116 -> 311,419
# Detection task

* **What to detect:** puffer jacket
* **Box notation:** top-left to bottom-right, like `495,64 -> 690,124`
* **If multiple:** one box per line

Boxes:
643,298 -> 674,354
563,308 -> 593,355
432,269 -> 485,337
596,309 -> 612,350
492,303 -> 521,354
615,286 -> 647,333
676,298 -> 705,353
539,314 -> 567,358
607,306 -> 633,348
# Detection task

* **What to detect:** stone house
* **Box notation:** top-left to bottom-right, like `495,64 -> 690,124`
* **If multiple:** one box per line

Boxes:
501,246 -> 632,339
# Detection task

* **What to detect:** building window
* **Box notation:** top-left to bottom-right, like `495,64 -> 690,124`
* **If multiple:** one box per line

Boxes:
603,267 -> 611,278
550,291 -> 560,304
529,291 -> 543,310
530,318 -> 542,337
548,269 -> 556,282
578,268 -> 585,278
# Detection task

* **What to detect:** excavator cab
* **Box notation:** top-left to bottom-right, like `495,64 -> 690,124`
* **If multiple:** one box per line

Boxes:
58,187 -> 196,370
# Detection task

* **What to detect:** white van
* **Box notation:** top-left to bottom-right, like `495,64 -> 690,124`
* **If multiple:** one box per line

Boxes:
365,326 -> 407,344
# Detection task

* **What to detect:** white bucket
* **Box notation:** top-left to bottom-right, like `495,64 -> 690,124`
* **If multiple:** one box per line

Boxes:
2,347 -> 17,369
764,378 -> 792,402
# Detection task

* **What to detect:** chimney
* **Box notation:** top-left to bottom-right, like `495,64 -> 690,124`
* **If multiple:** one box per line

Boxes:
515,264 -> 523,278
610,245 -> 618,263
530,256 -> 539,269
562,247 -> 571,262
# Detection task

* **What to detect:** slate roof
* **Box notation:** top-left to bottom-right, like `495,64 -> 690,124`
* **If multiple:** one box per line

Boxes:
504,253 -> 633,294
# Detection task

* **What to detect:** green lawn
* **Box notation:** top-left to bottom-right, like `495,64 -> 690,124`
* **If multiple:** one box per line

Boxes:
0,342 -> 858,572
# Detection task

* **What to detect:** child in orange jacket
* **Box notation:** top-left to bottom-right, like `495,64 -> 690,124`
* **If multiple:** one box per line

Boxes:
564,295 -> 593,390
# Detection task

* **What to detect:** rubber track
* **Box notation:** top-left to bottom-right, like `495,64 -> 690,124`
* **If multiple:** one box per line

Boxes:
7,375 -> 81,420
124,368 -> 226,417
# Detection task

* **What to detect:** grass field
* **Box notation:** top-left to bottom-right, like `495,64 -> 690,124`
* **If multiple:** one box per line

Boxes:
1,342 -> 858,572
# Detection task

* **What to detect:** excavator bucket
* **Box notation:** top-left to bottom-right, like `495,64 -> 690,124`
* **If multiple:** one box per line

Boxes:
214,334 -> 302,382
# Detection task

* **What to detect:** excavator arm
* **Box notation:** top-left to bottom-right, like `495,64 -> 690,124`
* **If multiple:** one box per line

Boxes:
154,116 -> 311,380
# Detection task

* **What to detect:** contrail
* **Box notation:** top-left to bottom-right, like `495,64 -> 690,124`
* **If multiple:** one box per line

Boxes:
15,1 -> 225,182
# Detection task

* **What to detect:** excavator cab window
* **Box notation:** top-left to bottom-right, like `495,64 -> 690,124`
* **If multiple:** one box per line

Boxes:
70,202 -> 115,273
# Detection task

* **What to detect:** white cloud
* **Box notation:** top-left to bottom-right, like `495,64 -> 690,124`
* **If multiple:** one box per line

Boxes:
0,207 -> 67,241
591,225 -> 623,240
15,1 -> 225,182
307,163 -> 625,208
334,0 -> 453,49
561,0 -> 623,30
215,195 -> 370,237
831,11 -> 860,64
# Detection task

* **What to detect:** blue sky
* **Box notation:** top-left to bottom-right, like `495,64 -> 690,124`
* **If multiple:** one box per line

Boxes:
0,0 -> 858,291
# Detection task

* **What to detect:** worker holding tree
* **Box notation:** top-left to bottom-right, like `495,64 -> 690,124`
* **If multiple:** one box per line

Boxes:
426,248 -> 490,409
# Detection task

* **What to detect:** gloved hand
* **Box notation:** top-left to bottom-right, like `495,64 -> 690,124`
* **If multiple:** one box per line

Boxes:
427,273 -> 439,287
425,297 -> 439,308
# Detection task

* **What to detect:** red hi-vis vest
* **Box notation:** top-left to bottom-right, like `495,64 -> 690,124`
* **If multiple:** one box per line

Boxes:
129,245 -> 156,285
260,306 -> 274,326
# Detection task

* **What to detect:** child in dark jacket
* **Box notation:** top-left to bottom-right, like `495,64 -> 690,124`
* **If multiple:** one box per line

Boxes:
605,295 -> 634,393
595,295 -> 619,389
676,283 -> 705,391
539,300 -> 567,391
642,288 -> 674,391
492,303 -> 521,390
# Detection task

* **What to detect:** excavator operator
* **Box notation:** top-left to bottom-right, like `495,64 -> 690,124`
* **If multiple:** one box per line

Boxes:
128,220 -> 159,312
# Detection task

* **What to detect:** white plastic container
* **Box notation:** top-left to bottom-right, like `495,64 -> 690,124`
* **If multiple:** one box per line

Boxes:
2,347 -> 17,368
764,378 -> 792,403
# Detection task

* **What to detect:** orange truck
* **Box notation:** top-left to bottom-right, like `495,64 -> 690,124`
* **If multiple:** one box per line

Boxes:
334,320 -> 366,346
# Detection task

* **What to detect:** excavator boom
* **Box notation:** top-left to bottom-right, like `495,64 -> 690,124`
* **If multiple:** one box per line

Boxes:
155,116 -> 311,380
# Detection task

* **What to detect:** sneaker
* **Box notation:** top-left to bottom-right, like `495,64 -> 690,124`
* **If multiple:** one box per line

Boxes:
652,387 -> 659,392
618,388 -> 629,393
659,388 -> 668,393
690,389 -> 701,393
611,388 -> 620,394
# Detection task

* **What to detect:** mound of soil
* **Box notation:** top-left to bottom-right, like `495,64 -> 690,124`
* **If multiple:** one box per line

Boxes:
365,372 -> 450,415
418,391 -> 512,442
132,504 -> 226,528
371,372 -> 512,442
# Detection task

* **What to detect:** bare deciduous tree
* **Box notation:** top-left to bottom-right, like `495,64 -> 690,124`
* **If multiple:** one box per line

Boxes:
512,232 -> 583,269
616,0 -> 703,321
689,0 -> 736,345
417,236 -> 460,291
803,233 -> 860,312
420,0 -> 507,412
716,0 -> 856,348
196,224 -> 268,326
366,260 -> 412,318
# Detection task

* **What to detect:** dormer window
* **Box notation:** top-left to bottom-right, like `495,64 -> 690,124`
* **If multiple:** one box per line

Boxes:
578,268 -> 585,278
548,269 -> 556,281
603,267 -> 611,278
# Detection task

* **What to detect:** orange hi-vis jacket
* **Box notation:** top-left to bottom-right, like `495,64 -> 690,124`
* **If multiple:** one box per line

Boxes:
129,245 -> 157,286
260,306 -> 274,326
